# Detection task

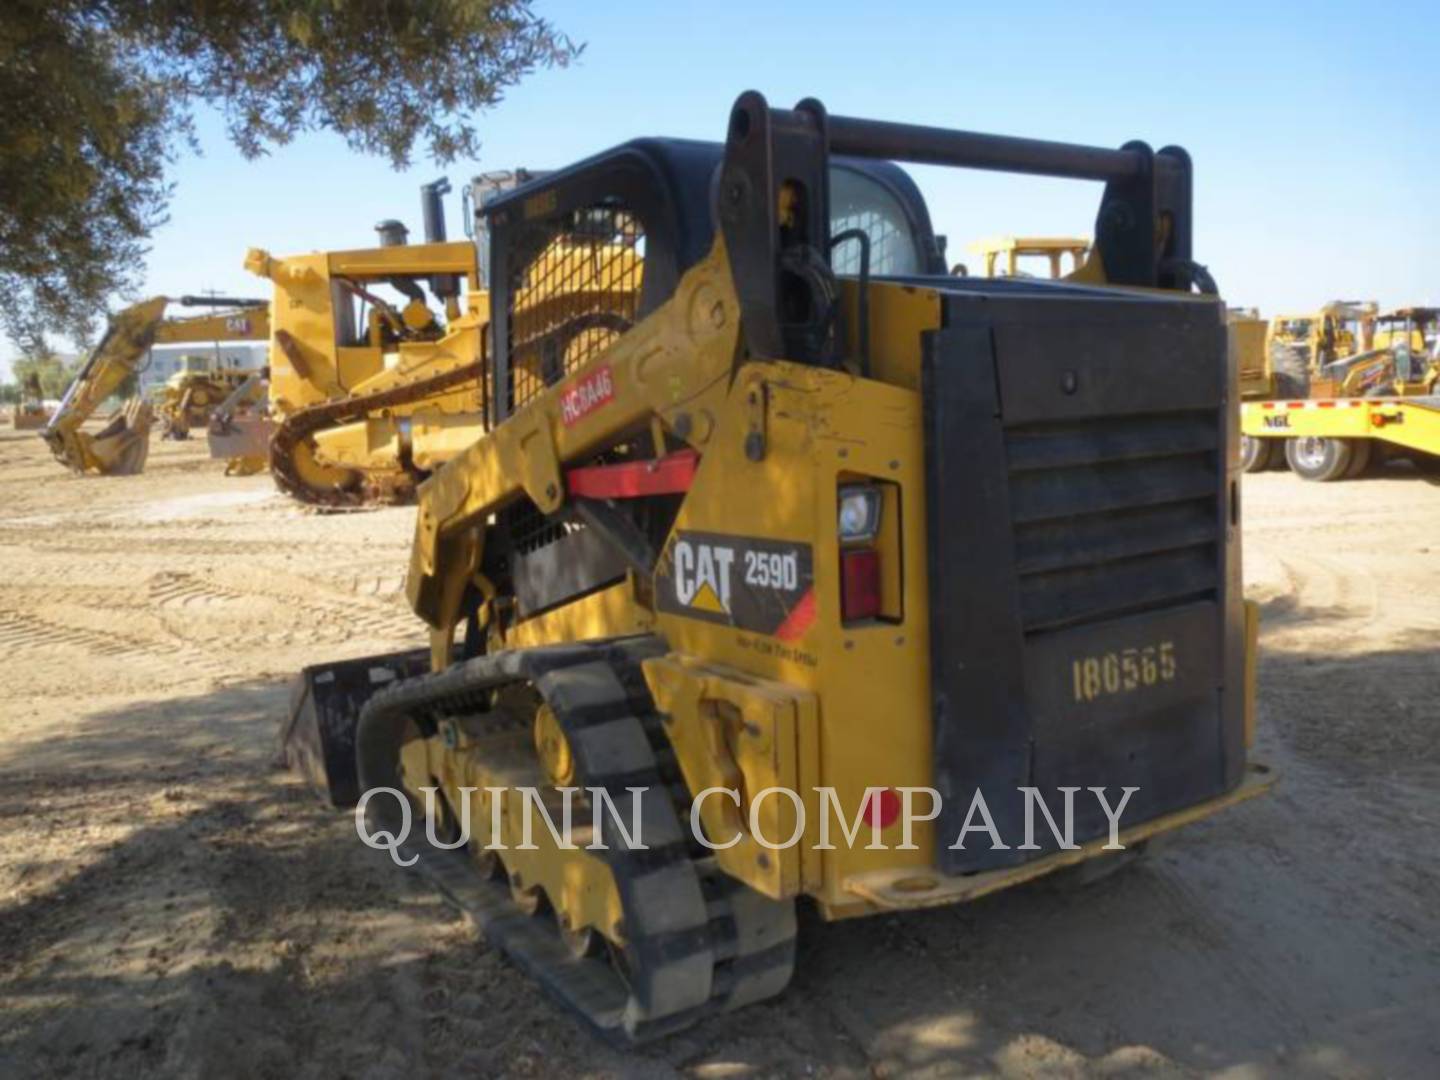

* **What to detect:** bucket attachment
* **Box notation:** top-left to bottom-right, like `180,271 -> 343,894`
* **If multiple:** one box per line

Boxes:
90,401 -> 155,474
49,400 -> 155,475
280,647 -> 431,807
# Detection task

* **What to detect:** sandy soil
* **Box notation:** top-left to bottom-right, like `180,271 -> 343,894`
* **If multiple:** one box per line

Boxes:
0,428 -> 1437,1079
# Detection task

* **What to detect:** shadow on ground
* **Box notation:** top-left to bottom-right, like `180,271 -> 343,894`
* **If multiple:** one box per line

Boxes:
1,653 -> 1437,1078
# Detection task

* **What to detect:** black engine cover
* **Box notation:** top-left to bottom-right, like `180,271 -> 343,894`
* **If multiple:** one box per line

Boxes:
923,285 -> 1244,873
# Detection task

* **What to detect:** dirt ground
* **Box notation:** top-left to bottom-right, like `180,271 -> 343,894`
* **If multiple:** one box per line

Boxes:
0,427 -> 1437,1079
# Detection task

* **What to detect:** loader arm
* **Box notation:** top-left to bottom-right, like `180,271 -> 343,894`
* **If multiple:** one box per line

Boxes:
406,237 -> 743,659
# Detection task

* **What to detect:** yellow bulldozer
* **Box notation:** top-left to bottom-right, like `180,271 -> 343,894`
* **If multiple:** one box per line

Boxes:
968,235 -> 1092,278
212,180 -> 514,504
215,174 -> 650,506
43,297 -> 269,475
153,358 -> 263,440
282,92 -> 1268,1043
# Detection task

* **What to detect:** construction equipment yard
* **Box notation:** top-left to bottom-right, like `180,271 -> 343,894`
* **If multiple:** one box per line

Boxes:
1,426 -> 1435,1078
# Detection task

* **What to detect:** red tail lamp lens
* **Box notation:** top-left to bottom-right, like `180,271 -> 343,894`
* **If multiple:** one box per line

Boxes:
841,548 -> 881,621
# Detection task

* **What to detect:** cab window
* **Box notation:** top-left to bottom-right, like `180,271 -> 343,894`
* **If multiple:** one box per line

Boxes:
829,167 -> 922,277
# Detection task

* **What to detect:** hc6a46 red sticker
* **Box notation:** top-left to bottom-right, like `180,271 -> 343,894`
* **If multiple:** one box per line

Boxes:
560,365 -> 615,426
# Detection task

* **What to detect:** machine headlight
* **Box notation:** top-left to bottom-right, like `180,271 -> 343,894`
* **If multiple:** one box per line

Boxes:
837,485 -> 882,544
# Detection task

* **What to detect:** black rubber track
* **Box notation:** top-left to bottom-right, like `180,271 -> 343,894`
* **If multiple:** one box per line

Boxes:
355,635 -> 797,1043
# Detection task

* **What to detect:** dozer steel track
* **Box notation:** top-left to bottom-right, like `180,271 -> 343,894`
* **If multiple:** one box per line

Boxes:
353,636 -> 797,1043
269,360 -> 482,507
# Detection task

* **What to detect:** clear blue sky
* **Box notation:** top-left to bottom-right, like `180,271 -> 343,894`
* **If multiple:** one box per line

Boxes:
6,0 -> 1437,374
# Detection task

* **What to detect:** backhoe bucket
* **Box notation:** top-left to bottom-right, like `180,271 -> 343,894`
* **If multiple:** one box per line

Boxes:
85,401 -> 155,475
45,399 -> 154,475
280,647 -> 431,807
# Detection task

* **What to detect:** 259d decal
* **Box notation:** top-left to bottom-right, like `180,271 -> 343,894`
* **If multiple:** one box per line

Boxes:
657,530 -> 814,638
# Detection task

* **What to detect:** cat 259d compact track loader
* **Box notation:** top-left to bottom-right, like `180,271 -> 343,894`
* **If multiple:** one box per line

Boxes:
284,91 -> 1270,1043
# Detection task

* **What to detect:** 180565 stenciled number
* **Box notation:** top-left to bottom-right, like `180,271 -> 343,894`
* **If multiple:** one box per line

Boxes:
1071,641 -> 1177,703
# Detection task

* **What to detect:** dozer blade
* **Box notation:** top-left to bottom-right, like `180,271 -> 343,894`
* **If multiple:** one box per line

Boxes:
83,400 -> 154,475
207,412 -> 274,463
280,647 -> 431,807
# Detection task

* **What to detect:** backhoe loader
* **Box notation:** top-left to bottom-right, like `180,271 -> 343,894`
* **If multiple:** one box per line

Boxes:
1326,306 -> 1440,398
283,91 -> 1268,1043
43,297 -> 268,475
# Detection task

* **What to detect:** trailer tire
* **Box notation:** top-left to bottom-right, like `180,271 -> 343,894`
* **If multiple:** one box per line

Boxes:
1344,439 -> 1373,478
1285,436 -> 1354,482
1240,435 -> 1277,473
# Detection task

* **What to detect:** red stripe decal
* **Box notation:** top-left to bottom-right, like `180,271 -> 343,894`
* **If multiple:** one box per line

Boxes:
774,587 -> 816,642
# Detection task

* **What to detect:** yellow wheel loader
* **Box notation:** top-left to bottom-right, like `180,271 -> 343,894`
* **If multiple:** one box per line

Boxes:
283,92 -> 1269,1043
43,296 -> 269,475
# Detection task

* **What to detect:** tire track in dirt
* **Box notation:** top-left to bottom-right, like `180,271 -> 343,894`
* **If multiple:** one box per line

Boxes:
0,601 -> 233,685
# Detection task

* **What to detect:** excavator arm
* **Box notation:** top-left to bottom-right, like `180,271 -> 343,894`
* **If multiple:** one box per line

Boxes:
42,297 -> 268,475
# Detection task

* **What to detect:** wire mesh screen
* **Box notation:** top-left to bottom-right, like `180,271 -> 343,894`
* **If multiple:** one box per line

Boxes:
831,210 -> 911,276
505,205 -> 645,413
829,168 -> 922,277
504,497 -> 571,555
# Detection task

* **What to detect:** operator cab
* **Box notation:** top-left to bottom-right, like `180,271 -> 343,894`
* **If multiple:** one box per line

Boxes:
473,140 -> 945,421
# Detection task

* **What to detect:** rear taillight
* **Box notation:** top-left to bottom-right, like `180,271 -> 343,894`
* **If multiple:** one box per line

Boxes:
841,548 -> 881,621
837,478 -> 900,625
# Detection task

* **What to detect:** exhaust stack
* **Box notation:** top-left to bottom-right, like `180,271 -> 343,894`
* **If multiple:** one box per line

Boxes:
421,178 -> 460,303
